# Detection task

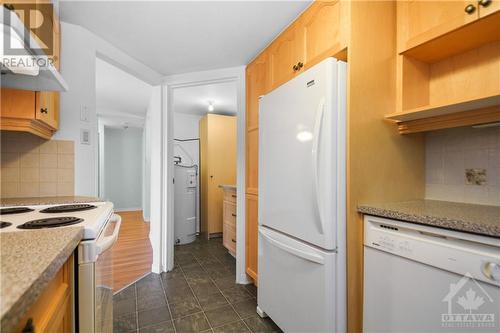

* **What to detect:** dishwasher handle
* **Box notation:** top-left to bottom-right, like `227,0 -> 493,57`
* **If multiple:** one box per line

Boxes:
96,214 -> 121,255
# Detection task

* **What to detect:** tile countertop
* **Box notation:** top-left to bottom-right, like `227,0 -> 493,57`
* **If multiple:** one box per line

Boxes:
0,196 -> 104,207
358,200 -> 500,238
0,227 -> 83,332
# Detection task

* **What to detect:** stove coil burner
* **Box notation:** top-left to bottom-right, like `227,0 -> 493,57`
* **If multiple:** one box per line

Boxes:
0,207 -> 34,215
40,204 -> 97,213
17,217 -> 83,229
0,221 -> 12,229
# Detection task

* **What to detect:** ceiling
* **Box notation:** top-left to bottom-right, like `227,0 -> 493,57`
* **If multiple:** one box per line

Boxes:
173,81 -> 237,116
96,57 -> 152,127
60,1 -> 311,75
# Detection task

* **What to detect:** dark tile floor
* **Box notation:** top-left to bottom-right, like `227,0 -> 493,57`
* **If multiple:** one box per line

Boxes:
113,237 -> 282,333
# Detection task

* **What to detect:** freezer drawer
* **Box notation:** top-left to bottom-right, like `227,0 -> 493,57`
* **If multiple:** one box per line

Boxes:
257,227 -> 345,333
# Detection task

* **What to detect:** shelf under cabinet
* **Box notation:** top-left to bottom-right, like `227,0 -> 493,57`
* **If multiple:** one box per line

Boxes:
387,92 -> 500,122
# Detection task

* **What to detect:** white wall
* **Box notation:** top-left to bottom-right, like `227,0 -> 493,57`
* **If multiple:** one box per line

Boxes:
55,21 -> 161,197
425,126 -> 500,206
53,22 -> 98,196
103,127 -> 143,210
173,113 -> 202,167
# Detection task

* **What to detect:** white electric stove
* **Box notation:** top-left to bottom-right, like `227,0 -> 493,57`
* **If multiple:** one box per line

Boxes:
0,201 -> 121,333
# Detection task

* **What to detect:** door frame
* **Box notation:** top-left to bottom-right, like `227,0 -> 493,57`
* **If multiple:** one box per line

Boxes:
162,66 -> 250,284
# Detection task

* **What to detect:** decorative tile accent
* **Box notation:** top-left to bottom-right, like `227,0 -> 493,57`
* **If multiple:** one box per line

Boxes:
425,127 -> 500,206
1,132 -> 74,198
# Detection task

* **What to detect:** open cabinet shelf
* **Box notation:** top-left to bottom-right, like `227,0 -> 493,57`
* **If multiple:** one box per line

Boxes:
387,92 -> 500,122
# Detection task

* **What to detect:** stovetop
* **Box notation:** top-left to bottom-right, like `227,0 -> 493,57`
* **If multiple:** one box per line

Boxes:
0,201 -> 114,240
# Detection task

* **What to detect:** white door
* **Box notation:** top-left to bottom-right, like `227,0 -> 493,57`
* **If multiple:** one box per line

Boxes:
258,226 -> 345,333
259,57 -> 346,250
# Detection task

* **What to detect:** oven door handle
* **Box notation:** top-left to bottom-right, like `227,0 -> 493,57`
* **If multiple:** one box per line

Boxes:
96,214 -> 121,255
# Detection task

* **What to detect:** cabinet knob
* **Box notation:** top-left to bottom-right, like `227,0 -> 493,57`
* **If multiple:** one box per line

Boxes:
231,213 -> 237,217
22,318 -> 35,333
465,3 -> 476,13
292,64 -> 299,71
40,108 -> 48,114
478,0 -> 492,7
231,238 -> 236,243
297,62 -> 304,69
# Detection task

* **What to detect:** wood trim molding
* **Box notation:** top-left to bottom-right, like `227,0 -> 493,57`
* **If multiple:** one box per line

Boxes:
245,188 -> 258,196
0,118 -> 55,139
394,106 -> 500,134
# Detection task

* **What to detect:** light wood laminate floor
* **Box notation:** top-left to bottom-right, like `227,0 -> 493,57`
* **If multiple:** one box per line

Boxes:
100,210 -> 153,292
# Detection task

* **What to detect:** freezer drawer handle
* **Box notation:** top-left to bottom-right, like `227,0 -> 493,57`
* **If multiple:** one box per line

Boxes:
260,229 -> 324,265
96,214 -> 122,255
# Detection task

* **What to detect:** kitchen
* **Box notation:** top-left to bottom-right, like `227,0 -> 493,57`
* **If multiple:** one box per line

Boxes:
1,1 -> 500,333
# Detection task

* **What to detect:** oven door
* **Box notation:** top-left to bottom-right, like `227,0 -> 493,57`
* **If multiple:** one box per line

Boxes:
78,214 -> 121,333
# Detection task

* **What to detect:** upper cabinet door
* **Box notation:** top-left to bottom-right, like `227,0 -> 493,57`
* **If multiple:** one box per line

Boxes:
302,0 -> 346,69
268,25 -> 304,90
35,92 -> 59,130
398,0 -> 479,53
478,0 -> 500,18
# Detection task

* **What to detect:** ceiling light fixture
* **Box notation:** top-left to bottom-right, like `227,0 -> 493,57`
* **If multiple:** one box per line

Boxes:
208,101 -> 215,112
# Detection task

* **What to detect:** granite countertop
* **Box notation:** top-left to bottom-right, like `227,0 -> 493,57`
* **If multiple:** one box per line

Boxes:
0,227 -> 83,332
0,196 -> 104,207
219,185 -> 237,191
358,200 -> 500,237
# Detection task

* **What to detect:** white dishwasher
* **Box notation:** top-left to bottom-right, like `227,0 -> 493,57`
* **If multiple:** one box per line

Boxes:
364,215 -> 500,333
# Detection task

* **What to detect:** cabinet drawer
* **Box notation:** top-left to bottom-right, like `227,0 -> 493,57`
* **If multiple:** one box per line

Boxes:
223,222 -> 237,254
223,202 -> 236,226
224,191 -> 237,204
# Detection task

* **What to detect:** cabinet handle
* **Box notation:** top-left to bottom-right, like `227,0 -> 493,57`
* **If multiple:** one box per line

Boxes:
232,213 -> 237,217
231,238 -> 236,243
231,195 -> 236,198
297,62 -> 304,69
465,4 -> 476,13
478,0 -> 492,7
40,108 -> 48,114
22,318 -> 35,333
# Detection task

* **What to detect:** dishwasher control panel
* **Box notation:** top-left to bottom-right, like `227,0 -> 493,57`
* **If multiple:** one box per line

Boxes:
364,215 -> 500,287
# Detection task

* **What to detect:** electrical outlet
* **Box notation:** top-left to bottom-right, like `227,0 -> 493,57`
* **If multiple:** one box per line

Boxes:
465,168 -> 486,185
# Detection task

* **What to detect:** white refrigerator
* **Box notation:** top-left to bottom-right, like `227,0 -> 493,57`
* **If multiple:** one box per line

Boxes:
257,57 -> 347,333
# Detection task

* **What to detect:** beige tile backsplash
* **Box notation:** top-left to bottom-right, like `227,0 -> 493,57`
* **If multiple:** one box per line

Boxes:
1,132 -> 75,198
425,126 -> 500,206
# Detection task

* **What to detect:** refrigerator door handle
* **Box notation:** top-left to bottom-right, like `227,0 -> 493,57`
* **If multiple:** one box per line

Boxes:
312,97 -> 325,235
259,228 -> 325,265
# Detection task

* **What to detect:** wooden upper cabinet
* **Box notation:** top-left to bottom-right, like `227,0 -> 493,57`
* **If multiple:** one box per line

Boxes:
479,0 -> 500,18
397,0 -> 479,53
36,91 -> 59,130
268,25 -> 304,90
246,53 -> 269,130
302,0 -> 347,69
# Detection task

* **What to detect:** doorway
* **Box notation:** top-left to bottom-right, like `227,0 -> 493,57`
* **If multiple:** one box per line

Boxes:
163,67 -> 249,286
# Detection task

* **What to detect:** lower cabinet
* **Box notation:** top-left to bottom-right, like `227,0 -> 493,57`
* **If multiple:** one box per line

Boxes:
222,189 -> 237,256
245,194 -> 258,284
15,254 -> 74,333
